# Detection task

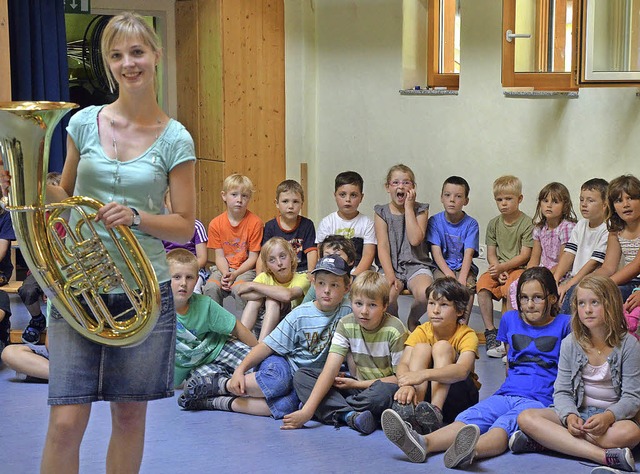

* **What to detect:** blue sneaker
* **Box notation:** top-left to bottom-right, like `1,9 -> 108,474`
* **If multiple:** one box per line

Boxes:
346,410 -> 376,435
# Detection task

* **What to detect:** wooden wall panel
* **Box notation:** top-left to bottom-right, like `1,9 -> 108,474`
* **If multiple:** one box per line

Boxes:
175,0 -> 199,149
196,159 -> 225,230
0,0 -> 10,101
198,0 -> 224,162
221,0 -> 285,221
175,0 -> 285,224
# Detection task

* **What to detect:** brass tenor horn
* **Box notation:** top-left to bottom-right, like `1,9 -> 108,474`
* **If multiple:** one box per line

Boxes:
0,101 -> 161,347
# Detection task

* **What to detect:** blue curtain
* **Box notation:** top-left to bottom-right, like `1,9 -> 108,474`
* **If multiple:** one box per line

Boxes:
8,0 -> 70,172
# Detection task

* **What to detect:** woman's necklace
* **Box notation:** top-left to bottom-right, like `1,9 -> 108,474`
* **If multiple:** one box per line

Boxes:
109,115 -> 163,208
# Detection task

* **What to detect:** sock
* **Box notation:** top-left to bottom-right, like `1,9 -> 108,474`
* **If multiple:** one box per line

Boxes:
209,396 -> 236,412
30,314 -> 46,328
339,410 -> 355,424
218,376 -> 230,395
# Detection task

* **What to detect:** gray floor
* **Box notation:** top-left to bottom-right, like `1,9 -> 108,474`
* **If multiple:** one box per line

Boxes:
0,295 -> 628,473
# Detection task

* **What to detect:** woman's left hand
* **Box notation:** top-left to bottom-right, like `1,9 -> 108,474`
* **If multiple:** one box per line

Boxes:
95,202 -> 135,229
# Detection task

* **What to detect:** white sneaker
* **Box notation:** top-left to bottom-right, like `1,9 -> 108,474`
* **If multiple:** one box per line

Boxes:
486,342 -> 506,358
502,355 -> 507,364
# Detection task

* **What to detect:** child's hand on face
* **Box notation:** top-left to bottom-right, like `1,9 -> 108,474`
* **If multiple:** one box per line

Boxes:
404,188 -> 416,210
393,385 -> 417,405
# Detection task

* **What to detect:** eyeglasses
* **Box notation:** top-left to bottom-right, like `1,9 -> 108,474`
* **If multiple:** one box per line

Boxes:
519,295 -> 547,305
389,180 -> 414,187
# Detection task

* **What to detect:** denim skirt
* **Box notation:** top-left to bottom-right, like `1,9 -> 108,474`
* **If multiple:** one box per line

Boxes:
48,281 -> 176,405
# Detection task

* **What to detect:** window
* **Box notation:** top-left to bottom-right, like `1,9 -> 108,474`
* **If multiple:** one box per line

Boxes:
502,0 -> 577,90
580,0 -> 640,83
402,0 -> 460,90
502,0 -> 640,90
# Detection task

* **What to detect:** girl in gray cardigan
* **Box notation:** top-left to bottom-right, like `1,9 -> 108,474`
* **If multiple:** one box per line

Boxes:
511,275 -> 640,473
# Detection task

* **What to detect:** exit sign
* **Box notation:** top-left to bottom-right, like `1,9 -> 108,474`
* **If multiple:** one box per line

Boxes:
64,0 -> 90,14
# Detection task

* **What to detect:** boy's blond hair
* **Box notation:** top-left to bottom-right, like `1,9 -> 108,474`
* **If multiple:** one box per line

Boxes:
167,248 -> 199,275
260,237 -> 298,277
223,173 -> 254,196
492,175 -> 522,196
276,179 -> 304,202
350,270 -> 390,307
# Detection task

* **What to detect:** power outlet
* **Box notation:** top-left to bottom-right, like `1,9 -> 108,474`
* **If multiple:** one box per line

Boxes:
478,245 -> 487,260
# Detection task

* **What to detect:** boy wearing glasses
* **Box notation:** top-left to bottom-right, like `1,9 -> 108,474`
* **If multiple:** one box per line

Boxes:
427,176 -> 480,323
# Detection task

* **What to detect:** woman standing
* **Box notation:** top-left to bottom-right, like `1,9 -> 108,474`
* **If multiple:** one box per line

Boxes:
3,12 -> 196,473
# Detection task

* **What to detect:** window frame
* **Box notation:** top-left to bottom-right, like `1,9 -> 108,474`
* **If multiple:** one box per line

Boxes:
427,0 -> 459,89
502,0 -> 578,91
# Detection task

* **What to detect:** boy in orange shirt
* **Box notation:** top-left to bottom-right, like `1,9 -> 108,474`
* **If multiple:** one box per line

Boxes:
204,174 -> 263,310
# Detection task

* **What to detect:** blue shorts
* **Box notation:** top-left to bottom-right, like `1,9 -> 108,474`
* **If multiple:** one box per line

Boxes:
48,281 -> 176,405
254,354 -> 300,419
578,405 -> 606,420
455,394 -> 545,437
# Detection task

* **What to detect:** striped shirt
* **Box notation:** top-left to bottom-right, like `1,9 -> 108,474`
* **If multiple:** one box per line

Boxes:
329,313 -> 408,380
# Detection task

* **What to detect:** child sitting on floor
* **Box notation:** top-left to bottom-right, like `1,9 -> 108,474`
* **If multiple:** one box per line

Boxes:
168,249 -> 258,408
512,275 -> 640,473
381,267 -> 570,469
388,277 -> 480,435
238,237 -> 310,340
220,255 -> 352,419
282,271 -> 408,434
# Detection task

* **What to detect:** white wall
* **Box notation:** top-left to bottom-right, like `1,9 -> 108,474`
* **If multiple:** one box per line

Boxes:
284,0 -> 640,262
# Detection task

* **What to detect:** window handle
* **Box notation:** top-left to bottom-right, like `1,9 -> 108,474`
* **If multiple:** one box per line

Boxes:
505,29 -> 532,43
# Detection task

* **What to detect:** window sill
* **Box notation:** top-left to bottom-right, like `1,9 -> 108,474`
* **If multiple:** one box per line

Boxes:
503,89 -> 579,98
399,88 -> 458,96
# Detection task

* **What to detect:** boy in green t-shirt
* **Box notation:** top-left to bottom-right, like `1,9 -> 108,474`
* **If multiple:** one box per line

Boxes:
169,249 -> 258,409
282,271 -> 408,434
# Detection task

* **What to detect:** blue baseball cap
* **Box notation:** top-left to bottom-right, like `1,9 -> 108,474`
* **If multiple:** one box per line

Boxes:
311,255 -> 350,276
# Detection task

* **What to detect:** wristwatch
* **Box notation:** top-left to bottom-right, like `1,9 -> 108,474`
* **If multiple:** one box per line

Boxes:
130,207 -> 141,227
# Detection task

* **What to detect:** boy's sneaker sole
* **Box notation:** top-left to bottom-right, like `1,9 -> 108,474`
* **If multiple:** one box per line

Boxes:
381,409 -> 427,463
184,373 -> 221,400
414,401 -> 443,435
444,424 -> 480,468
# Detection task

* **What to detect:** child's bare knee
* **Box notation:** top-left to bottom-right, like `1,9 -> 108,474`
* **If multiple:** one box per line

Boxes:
431,340 -> 455,360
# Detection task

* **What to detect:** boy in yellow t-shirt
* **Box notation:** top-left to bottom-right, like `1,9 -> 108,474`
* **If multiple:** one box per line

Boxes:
387,277 -> 480,435
238,237 -> 311,341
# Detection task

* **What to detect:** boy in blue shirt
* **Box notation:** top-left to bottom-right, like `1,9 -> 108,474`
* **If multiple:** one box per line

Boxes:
427,176 -> 480,322
169,249 -> 258,410
206,255 -> 353,418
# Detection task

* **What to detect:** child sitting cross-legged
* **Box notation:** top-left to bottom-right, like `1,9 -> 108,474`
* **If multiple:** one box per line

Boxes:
388,277 -> 480,436
168,249 -> 259,410
282,271 -> 408,434
221,255 -> 352,419
512,275 -> 640,473
238,237 -> 310,341
381,267 -> 571,468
